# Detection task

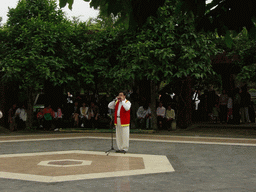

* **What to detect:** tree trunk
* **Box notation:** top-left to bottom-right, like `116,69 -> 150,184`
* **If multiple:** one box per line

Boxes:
150,80 -> 158,131
26,87 -> 35,130
177,76 -> 192,129
221,73 -> 235,93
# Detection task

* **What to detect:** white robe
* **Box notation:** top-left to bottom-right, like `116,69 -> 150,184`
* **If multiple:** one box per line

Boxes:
108,99 -> 131,151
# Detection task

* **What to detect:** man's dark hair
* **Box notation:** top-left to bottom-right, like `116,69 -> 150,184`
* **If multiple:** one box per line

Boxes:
119,91 -> 126,96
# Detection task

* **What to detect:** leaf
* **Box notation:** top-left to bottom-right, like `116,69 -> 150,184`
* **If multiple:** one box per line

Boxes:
249,25 -> 256,39
59,0 -> 68,8
68,0 -> 74,10
225,31 -> 233,48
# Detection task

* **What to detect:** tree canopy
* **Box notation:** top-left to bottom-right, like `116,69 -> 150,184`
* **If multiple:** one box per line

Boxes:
59,0 -> 256,44
0,0 -> 94,128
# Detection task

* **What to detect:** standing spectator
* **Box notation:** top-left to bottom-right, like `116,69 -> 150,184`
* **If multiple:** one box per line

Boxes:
43,104 -> 55,130
233,88 -> 241,124
8,104 -> 17,131
165,104 -> 175,131
240,86 -> 251,123
192,90 -> 200,110
36,108 -> 44,129
136,103 -> 151,129
192,90 -> 201,122
199,90 -> 208,122
156,102 -> 166,130
80,102 -> 89,127
248,101 -> 255,123
88,101 -> 99,129
15,104 -> 27,130
67,92 -> 73,103
72,101 -> 80,127
219,90 -> 228,124
227,94 -> 233,123
212,103 -> 220,123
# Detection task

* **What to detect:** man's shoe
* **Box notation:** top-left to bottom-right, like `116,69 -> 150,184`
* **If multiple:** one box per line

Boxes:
115,150 -> 126,154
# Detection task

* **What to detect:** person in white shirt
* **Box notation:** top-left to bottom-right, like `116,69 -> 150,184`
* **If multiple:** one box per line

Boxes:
108,91 -> 131,153
156,102 -> 166,130
15,104 -> 27,130
136,103 -> 151,129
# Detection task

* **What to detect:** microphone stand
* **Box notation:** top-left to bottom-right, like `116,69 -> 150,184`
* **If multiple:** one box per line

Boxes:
105,100 -> 116,156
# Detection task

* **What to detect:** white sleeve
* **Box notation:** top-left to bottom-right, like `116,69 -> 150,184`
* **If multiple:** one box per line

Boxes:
85,107 -> 89,115
137,107 -> 142,118
108,100 -> 116,109
15,108 -> 20,114
122,100 -> 131,111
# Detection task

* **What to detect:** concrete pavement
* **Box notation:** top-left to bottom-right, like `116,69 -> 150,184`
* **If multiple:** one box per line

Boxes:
0,131 -> 255,192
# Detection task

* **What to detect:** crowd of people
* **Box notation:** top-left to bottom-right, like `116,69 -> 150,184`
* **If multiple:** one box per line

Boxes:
135,102 -> 176,131
6,85 -> 255,131
193,85 -> 255,124
8,96 -> 102,131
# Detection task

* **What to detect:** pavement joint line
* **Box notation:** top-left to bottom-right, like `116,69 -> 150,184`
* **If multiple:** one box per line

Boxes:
0,135 -> 256,146
1,133 -> 256,141
132,134 -> 256,141
130,138 -> 256,146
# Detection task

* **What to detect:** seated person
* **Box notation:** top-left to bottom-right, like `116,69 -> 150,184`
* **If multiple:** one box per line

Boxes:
72,101 -> 80,127
88,101 -> 99,129
136,103 -> 151,129
36,108 -> 44,129
165,104 -> 175,131
42,104 -> 55,131
80,102 -> 89,127
54,106 -> 63,131
156,102 -> 166,130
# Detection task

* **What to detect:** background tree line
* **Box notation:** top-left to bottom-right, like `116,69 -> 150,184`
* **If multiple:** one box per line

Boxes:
0,0 -> 256,130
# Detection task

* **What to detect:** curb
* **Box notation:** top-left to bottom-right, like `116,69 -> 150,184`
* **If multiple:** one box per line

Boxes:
58,128 -> 155,134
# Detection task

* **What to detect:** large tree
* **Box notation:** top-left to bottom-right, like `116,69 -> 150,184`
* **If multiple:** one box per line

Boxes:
0,0 -> 89,129
102,1 -> 219,129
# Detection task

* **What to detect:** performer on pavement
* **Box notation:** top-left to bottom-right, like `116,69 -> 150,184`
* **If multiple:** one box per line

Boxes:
108,91 -> 131,153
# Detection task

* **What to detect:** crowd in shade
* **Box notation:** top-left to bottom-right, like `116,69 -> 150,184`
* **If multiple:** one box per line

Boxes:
7,85 -> 255,132
7,92 -> 104,131
192,84 -> 255,124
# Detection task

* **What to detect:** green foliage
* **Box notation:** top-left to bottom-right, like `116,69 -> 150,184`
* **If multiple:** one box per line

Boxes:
8,0 -> 65,27
215,27 -> 256,83
0,0 -> 94,92
108,1 -> 218,85
59,0 -> 256,47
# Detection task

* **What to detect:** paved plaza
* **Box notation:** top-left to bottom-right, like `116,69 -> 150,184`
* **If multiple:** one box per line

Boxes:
0,132 -> 255,192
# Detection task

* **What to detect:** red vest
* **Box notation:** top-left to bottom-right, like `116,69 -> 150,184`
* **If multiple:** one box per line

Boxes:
114,100 -> 130,126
